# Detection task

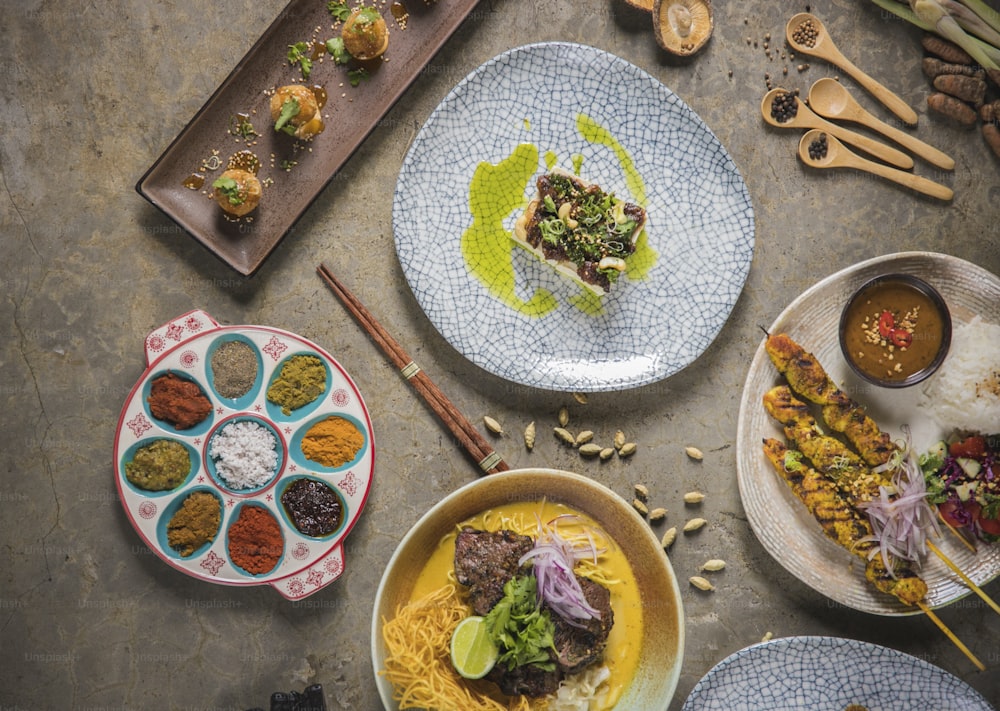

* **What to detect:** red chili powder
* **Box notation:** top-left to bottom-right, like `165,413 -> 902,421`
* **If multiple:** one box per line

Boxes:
227,505 -> 283,575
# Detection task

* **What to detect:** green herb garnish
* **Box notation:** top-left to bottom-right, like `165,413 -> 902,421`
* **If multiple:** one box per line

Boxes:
229,114 -> 258,140
287,42 -> 313,79
212,176 -> 244,206
325,37 -> 352,64
347,67 -> 369,87
354,6 -> 382,24
274,97 -> 300,135
327,0 -> 351,20
484,575 -> 556,672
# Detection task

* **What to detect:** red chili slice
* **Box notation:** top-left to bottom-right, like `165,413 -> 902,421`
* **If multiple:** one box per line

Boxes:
878,310 -> 895,339
889,329 -> 912,348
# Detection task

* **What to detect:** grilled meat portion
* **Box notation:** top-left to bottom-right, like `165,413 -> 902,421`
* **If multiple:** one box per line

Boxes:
763,385 -> 888,503
763,438 -> 928,606
550,578 -> 614,675
765,333 -> 897,467
454,528 -> 534,616
485,658 -> 561,698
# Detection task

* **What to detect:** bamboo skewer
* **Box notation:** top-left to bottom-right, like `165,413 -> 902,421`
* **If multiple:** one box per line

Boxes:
937,510 -> 978,553
917,601 -> 986,671
927,540 -> 1000,616
317,263 -> 509,476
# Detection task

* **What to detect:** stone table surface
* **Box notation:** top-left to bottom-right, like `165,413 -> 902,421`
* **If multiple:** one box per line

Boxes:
2,0 -> 999,708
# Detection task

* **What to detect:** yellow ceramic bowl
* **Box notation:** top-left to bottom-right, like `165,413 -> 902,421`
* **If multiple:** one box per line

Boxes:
371,468 -> 684,710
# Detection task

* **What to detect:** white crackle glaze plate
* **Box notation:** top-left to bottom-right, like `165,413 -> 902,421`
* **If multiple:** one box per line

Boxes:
393,42 -> 755,392
682,636 -> 994,710
736,252 -> 1000,615
114,310 -> 375,600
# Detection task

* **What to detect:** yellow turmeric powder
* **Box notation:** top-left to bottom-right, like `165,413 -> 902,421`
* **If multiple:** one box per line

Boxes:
301,416 -> 364,468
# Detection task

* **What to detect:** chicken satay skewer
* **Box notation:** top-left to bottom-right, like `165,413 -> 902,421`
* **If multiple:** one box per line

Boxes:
765,333 -> 897,467
763,439 -> 985,670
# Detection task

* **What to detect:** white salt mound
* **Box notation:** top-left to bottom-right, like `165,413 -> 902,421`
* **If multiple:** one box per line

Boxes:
209,420 -> 278,489
920,316 -> 1000,434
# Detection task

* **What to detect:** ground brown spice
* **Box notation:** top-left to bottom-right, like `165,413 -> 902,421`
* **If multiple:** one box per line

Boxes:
148,372 -> 212,429
227,505 -> 283,574
167,491 -> 221,557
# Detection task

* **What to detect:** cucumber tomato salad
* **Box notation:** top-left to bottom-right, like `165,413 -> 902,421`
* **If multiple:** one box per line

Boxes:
921,434 -> 1000,541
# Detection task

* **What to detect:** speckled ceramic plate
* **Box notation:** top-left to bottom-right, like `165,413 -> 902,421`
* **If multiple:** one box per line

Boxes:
393,42 -> 755,392
371,469 -> 684,710
114,310 -> 375,600
682,636 -> 994,710
736,252 -> 1000,615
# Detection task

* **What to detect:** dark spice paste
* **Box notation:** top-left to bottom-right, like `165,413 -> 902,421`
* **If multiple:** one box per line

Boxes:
147,372 -> 212,429
281,478 -> 343,537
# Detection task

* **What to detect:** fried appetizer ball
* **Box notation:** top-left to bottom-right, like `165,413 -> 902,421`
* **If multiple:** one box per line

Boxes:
342,7 -> 389,60
270,84 -> 324,139
212,169 -> 262,217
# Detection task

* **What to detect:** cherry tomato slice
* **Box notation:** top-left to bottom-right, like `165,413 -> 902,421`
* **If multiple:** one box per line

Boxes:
949,436 -> 987,460
878,311 -> 895,339
938,500 -> 981,529
980,516 -> 1000,537
889,329 -> 913,348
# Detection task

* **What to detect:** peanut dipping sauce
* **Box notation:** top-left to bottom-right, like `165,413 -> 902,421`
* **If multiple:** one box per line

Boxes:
840,276 -> 950,384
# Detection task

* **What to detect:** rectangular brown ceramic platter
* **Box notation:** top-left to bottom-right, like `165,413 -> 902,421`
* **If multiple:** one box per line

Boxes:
136,0 -> 480,276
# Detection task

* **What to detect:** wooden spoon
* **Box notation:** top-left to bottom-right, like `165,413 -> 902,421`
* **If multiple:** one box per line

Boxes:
797,130 -> 953,201
808,78 -> 955,171
761,89 -> 913,170
786,12 -> 918,126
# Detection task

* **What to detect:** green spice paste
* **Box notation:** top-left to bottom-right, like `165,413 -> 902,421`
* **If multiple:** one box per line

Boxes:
267,354 -> 327,415
461,113 -> 658,318
125,439 -> 191,491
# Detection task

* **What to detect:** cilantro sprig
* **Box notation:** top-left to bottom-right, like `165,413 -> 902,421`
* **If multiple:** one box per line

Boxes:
274,97 -> 300,135
287,42 -> 313,79
484,575 -> 556,672
212,176 -> 244,206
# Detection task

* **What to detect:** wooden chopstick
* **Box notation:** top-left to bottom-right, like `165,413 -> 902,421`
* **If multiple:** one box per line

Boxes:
317,263 -> 509,476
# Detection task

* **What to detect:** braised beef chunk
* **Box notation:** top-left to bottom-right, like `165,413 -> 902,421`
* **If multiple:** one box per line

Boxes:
486,659 -> 562,698
453,528 -> 534,616
550,577 -> 614,675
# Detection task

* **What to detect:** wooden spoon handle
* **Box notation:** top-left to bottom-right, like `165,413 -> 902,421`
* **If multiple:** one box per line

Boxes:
854,156 -> 954,201
859,115 -> 955,171
817,117 -> 913,170
835,53 -> 918,126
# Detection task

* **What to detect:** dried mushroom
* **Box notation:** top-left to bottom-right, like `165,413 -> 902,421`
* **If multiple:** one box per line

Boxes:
622,0 -> 654,12
652,0 -> 713,56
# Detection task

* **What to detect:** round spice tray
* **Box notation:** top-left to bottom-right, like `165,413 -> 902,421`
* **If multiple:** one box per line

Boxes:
114,309 -> 375,600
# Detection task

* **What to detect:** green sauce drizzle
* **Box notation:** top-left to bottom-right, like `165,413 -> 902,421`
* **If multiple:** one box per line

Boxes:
462,143 -> 559,317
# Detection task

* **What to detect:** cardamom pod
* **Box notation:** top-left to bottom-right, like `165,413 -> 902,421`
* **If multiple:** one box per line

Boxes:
701,559 -> 726,571
573,392 -> 588,404
685,446 -> 704,460
558,406 -> 569,427
575,430 -> 594,446
483,416 -> 503,434
578,443 -> 602,457
648,507 -> 667,523
618,442 -> 637,457
632,499 -> 648,516
599,447 -> 615,461
613,430 -> 626,450
634,483 -> 649,501
524,421 -> 536,451
683,491 -> 705,504
689,576 -> 715,591
683,517 -> 708,533
553,427 -> 575,445
660,526 -> 677,549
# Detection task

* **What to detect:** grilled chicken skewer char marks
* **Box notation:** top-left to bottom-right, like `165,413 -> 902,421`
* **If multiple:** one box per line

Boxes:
765,333 -> 897,468
763,384 -> 889,504
762,438 -> 928,607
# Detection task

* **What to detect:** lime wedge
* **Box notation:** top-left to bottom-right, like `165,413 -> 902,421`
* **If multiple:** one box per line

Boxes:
450,615 -> 499,680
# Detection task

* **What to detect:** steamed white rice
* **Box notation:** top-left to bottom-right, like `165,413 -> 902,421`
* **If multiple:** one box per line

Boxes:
920,316 -> 1000,434
209,420 -> 278,489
